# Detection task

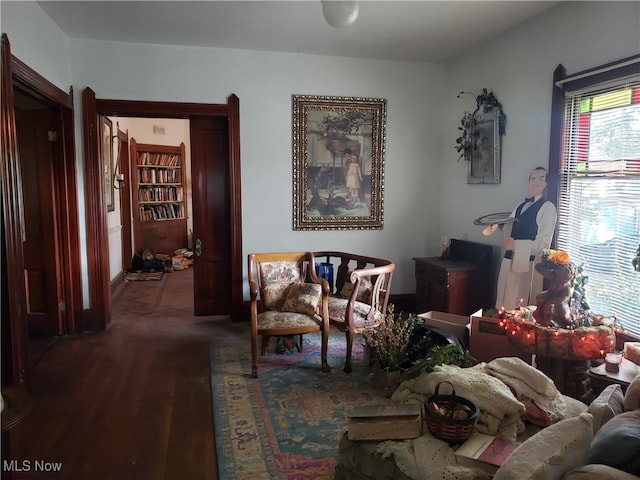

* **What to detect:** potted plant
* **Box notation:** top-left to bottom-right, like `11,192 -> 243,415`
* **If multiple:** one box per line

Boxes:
363,305 -> 423,395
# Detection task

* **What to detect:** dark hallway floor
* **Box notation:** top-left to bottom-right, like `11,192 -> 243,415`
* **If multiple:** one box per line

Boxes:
6,269 -> 221,480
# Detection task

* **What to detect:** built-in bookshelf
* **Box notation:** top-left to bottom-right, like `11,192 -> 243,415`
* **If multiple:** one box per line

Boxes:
130,138 -> 187,254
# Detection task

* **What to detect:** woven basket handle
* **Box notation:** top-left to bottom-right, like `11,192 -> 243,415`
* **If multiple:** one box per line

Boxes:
433,381 -> 456,397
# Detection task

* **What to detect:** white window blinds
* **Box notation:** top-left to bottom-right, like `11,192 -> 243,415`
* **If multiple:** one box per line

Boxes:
556,76 -> 640,335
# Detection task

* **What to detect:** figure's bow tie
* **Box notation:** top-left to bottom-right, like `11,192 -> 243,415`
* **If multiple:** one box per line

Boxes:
524,197 -> 535,203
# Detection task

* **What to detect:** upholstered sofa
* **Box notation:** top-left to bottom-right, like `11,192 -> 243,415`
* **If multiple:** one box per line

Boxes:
335,358 -> 640,480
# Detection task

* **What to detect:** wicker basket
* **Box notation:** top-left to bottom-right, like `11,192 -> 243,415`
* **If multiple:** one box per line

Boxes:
425,381 -> 478,444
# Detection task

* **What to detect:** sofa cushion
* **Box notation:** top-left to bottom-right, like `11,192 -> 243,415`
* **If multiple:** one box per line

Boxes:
586,409 -> 640,476
493,412 -> 593,480
340,272 -> 372,303
587,384 -> 625,434
563,395 -> 589,418
327,297 -> 385,332
623,373 -> 640,411
562,463 -> 640,480
261,282 -> 291,310
281,282 -> 322,315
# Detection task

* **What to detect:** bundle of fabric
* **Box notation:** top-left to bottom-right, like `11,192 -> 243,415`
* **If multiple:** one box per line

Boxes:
391,363 -> 526,440
484,357 -> 566,427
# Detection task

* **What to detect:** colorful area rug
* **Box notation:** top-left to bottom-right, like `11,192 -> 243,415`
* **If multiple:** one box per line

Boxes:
124,270 -> 164,281
209,325 -> 392,480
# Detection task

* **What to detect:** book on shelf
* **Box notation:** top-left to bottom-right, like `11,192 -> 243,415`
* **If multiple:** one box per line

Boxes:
454,432 -> 520,474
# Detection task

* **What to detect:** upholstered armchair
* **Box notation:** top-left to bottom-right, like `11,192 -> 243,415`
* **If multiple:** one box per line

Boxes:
310,252 -> 395,373
248,252 -> 331,378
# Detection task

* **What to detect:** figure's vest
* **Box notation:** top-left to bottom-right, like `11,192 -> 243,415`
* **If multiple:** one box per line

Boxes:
512,198 -> 545,240
504,199 -> 545,261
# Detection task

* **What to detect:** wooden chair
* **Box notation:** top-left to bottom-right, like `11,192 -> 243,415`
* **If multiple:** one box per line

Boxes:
310,252 -> 395,373
248,252 -> 331,378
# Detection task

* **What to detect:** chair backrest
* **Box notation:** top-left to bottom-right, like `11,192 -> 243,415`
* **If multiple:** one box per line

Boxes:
248,252 -> 309,311
310,251 -> 395,316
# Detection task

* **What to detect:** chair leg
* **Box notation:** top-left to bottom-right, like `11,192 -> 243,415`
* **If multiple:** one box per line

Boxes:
320,329 -> 331,373
298,334 -> 303,352
344,329 -> 354,373
251,333 -> 258,378
261,335 -> 269,355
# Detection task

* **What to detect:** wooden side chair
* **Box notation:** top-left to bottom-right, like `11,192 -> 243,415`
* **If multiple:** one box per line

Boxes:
310,252 -> 395,373
248,252 -> 331,378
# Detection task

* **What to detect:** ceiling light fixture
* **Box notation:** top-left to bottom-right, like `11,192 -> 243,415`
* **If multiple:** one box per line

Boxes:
321,1 -> 360,28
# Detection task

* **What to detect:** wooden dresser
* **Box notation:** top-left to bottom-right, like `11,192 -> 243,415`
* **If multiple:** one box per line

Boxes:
414,239 -> 492,315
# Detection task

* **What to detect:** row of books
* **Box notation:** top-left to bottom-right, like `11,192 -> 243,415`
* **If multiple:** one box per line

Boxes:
137,152 -> 181,166
138,168 -> 181,184
139,204 -> 184,222
138,186 -> 184,203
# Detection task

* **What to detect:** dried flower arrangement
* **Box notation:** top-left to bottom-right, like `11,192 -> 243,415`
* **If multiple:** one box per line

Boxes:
362,304 -> 421,372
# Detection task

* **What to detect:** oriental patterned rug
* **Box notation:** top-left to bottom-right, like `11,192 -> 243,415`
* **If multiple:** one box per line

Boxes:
209,325 -> 391,480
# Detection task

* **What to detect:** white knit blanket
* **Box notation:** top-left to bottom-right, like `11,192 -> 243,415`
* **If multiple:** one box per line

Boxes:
391,364 -> 526,440
376,434 -> 492,480
484,357 -> 566,422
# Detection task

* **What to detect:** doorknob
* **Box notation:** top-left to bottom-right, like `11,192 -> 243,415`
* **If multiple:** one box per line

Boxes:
194,238 -> 202,257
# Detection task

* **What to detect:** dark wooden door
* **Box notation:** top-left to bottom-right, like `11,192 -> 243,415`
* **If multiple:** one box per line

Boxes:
15,91 -> 63,336
190,117 -> 232,316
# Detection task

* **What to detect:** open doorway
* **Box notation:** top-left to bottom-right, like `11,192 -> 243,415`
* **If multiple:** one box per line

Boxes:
83,90 -> 243,328
13,88 -> 63,366
107,116 -> 193,286
2,37 -> 83,385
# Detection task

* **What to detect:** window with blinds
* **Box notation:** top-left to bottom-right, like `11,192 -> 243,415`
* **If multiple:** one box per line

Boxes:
556,76 -> 640,335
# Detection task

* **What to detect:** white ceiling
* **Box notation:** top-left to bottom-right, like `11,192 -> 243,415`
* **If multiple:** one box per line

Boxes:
36,0 -> 561,63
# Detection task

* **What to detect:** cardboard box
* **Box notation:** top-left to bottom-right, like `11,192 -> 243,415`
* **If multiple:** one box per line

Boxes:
418,311 -> 470,347
347,403 -> 423,441
469,310 -> 531,363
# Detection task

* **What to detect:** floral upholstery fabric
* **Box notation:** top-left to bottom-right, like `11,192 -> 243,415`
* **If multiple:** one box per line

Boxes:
281,282 -> 322,315
261,282 -> 291,311
256,310 -> 322,330
327,297 -> 385,333
259,261 -> 301,285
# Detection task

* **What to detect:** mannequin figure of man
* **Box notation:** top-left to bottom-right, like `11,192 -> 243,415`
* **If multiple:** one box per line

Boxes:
494,166 -> 557,310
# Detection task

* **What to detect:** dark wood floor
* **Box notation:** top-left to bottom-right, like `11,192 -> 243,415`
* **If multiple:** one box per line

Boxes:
7,269 -> 221,480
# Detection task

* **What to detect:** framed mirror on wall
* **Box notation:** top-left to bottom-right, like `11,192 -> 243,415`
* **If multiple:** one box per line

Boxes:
101,115 -> 114,211
292,94 -> 387,230
466,108 -> 501,185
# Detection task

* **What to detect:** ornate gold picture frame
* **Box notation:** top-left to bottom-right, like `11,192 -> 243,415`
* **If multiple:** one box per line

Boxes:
292,95 -> 386,230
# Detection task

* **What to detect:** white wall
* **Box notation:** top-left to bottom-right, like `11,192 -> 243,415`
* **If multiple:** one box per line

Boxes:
439,1 -> 640,304
1,1 -> 72,90
67,40 -> 446,296
2,1 -> 638,306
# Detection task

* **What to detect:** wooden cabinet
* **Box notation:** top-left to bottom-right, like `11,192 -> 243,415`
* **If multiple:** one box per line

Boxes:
130,138 -> 187,254
414,239 -> 492,315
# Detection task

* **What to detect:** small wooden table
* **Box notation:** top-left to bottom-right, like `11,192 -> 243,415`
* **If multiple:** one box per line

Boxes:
587,357 -> 640,394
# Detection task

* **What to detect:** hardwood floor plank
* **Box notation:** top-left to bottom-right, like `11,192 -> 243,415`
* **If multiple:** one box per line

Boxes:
7,269 -> 219,480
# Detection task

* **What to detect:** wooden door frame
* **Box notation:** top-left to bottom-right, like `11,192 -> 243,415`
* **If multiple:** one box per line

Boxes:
115,125 -> 133,277
1,34 -> 81,384
82,90 -> 243,328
